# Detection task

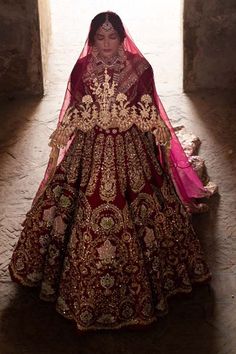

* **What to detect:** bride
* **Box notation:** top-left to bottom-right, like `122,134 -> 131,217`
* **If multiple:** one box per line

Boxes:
9,11 -> 211,333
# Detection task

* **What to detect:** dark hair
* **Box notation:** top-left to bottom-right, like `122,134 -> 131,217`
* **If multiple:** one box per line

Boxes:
88,11 -> 126,45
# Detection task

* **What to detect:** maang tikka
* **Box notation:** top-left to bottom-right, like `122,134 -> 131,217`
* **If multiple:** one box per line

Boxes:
101,13 -> 114,31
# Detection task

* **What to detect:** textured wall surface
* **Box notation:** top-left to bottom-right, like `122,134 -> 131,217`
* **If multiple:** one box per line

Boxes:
184,0 -> 236,91
0,0 -> 50,99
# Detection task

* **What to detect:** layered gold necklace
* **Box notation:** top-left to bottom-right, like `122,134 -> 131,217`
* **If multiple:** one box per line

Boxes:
97,54 -> 120,68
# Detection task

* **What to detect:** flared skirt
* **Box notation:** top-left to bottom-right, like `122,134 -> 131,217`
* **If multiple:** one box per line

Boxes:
9,125 -> 211,332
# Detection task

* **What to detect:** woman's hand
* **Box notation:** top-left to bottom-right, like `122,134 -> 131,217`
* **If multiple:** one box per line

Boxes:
152,118 -> 171,146
48,107 -> 77,148
48,127 -> 71,148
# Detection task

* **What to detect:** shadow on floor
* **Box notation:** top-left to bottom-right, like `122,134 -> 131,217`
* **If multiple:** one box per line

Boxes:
0,281 -> 217,354
0,97 -> 42,143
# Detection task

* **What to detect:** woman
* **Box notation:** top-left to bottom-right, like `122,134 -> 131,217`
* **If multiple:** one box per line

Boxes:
9,12 -> 211,332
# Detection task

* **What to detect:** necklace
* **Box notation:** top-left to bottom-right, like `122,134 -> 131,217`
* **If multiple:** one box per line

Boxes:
98,55 -> 119,68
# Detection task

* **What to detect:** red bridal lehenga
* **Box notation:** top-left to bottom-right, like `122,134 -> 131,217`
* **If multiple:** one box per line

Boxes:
9,28 -> 211,332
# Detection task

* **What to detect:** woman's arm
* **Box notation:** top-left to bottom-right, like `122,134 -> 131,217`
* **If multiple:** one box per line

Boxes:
136,64 -> 171,144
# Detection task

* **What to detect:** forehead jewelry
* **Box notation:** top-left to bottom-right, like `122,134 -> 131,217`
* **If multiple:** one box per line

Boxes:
101,13 -> 114,31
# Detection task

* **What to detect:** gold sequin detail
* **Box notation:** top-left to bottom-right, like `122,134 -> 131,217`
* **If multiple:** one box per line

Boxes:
130,193 -> 156,226
115,134 -> 127,196
125,131 -> 145,193
91,203 -> 124,235
140,133 -> 163,176
86,133 -> 105,196
100,136 -> 116,202
49,69 -> 170,148
130,127 -> 152,180
66,131 -> 85,184
122,203 -> 134,230
161,178 -> 178,203
80,130 -> 96,187
75,190 -> 92,228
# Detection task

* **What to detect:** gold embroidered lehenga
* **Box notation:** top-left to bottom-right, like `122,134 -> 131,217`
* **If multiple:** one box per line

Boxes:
9,46 -> 211,332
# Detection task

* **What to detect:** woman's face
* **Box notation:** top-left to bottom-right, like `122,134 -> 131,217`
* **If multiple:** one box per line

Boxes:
94,26 -> 121,58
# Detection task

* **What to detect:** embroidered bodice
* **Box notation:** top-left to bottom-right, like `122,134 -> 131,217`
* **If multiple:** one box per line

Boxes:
49,53 -> 170,148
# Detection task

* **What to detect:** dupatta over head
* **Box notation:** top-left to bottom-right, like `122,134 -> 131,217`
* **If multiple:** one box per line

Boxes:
32,11 -> 210,211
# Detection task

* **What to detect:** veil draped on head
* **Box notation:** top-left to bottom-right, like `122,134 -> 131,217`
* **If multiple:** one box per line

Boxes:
32,17 -> 209,211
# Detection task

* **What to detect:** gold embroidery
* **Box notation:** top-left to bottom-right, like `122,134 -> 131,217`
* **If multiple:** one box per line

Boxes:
91,69 -> 117,128
140,133 -> 163,176
86,133 -> 104,196
48,107 -> 78,149
122,204 -> 134,230
91,203 -> 124,235
130,127 -> 152,180
97,239 -> 116,265
115,134 -> 127,196
66,131 -> 85,184
161,178 -> 178,203
100,136 -> 116,202
125,131 -> 145,193
118,55 -> 149,95
130,193 -> 156,226
80,130 -> 95,187
49,68 -> 170,148
78,95 -> 98,131
10,117 -> 211,331
76,190 -> 92,228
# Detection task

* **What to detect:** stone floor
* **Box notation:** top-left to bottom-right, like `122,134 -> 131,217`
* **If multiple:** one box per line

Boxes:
0,1 -> 236,353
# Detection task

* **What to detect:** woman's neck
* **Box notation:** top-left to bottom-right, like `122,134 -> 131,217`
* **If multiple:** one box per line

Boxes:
97,53 -> 119,67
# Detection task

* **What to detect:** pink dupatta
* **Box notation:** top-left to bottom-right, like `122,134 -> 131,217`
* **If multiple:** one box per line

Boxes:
32,19 -> 209,211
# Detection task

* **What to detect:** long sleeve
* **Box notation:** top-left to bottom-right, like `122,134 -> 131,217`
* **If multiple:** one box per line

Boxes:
135,64 -> 171,146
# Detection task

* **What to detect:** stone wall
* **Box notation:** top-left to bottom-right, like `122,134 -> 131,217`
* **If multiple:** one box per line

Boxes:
0,0 -> 51,99
184,0 -> 236,91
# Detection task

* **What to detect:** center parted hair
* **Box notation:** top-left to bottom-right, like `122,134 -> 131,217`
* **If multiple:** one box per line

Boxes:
88,11 -> 126,45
